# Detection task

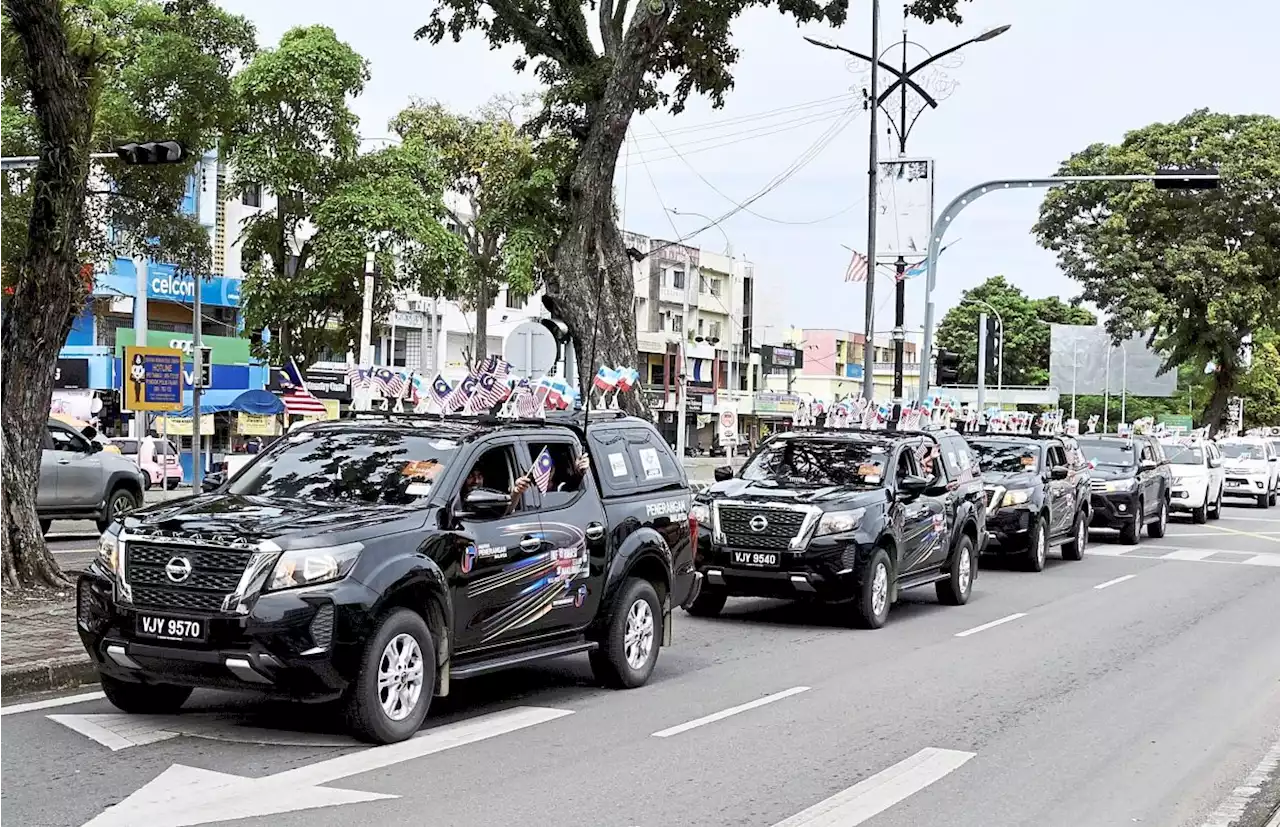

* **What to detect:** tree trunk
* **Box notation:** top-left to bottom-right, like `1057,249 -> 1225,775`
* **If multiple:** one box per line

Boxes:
1203,369 -> 1235,437
1,0 -> 99,590
474,276 -> 489,368
546,5 -> 671,417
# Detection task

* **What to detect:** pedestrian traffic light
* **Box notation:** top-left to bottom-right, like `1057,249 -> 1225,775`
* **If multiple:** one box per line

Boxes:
1153,167 -> 1219,190
193,346 -> 213,389
114,141 -> 186,165
936,349 -> 961,385
984,316 -> 1001,380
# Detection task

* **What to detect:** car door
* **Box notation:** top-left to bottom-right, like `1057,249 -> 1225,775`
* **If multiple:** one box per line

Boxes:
37,427 -> 60,508
522,433 -> 604,635
1137,441 -> 1161,518
1045,444 -> 1074,539
47,423 -> 104,508
450,439 -> 554,652
895,444 -> 945,574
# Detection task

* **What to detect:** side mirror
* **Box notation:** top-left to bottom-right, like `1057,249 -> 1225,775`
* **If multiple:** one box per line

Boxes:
458,488 -> 511,517
1050,466 -> 1069,481
89,441 -> 103,453
896,475 -> 930,500
201,472 -> 225,492
714,465 -> 734,482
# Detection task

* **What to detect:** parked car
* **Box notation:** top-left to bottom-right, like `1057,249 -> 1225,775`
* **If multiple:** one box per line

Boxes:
1218,437 -> 1278,507
1162,438 -> 1225,522
112,436 -> 182,490
688,427 -> 986,629
38,419 -> 145,534
78,411 -> 698,744
968,433 -> 1091,571
1078,435 -> 1171,544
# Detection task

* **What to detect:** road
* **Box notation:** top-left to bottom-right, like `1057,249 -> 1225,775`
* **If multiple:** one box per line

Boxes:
4,504 -> 1280,827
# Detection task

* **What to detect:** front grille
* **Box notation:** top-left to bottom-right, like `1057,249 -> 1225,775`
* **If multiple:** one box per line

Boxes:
718,504 -> 809,551
124,541 -> 256,616
1090,480 -> 1109,493
1226,476 -> 1250,486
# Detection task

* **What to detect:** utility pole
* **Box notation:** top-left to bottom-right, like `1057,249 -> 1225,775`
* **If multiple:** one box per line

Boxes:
860,0 -> 881,402
132,256 -> 148,439
892,256 -> 906,418
976,312 -> 988,413
191,263 -> 204,489
675,264 -> 692,461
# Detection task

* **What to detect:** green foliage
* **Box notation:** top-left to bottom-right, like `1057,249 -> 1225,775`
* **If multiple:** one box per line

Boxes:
389,99 -> 569,361
230,26 -> 464,367
2,0 -> 255,280
1237,329 -> 1280,428
935,276 -> 1096,386
1033,110 -> 1280,429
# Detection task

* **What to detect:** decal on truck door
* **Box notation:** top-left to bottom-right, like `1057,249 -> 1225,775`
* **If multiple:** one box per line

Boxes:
468,521 -> 589,643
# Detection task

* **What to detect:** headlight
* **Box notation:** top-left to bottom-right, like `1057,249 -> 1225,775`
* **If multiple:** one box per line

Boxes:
1104,478 -> 1138,493
816,508 -> 866,537
1002,488 -> 1032,506
690,503 -> 711,524
266,542 -> 362,592
96,526 -> 122,576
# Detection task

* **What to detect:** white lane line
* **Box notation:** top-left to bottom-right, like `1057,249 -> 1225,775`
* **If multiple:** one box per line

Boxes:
651,686 -> 810,738
1094,574 -> 1138,590
771,747 -> 975,826
954,613 -> 1026,638
48,713 -> 179,751
1,690 -> 104,716
1198,731 -> 1280,827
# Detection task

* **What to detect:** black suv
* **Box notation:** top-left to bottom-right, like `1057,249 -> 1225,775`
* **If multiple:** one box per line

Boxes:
687,428 -> 987,629
77,412 -> 699,744
1078,434 -> 1171,544
969,434 -> 1091,571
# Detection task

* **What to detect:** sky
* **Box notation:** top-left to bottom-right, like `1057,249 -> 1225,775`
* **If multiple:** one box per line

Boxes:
218,0 -> 1280,347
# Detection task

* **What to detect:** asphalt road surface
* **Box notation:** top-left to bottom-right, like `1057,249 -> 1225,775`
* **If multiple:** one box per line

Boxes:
5,504 -> 1280,827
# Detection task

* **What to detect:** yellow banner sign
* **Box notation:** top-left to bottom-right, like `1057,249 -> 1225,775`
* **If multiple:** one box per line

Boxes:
158,414 -> 214,436
237,413 -> 280,436
122,346 -> 185,412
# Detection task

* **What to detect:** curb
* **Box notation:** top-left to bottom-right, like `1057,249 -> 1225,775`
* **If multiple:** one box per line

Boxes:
1,656 -> 98,697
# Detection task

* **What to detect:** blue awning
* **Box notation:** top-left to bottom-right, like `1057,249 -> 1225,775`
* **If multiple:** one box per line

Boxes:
177,389 -> 284,417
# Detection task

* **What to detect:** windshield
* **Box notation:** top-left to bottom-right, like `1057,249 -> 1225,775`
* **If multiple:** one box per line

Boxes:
970,440 -> 1040,474
228,430 -> 460,504
1079,440 -> 1137,468
1220,442 -> 1265,461
741,438 -> 890,487
1165,445 -> 1205,465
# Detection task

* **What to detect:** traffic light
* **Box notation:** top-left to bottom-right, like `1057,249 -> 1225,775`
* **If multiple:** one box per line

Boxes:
114,141 -> 186,165
936,349 -> 960,385
193,345 -> 213,389
1153,167 -> 1219,190
984,316 -> 1001,380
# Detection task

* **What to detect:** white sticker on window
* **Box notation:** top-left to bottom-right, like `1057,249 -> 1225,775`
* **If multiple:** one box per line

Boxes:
609,452 -> 628,477
405,482 -> 433,497
638,447 -> 663,479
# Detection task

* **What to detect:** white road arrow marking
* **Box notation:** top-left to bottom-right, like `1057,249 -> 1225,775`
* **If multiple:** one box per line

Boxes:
80,705 -> 574,827
49,712 -> 361,750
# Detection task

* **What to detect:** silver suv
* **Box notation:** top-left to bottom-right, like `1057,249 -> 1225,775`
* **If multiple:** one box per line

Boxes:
38,419 -> 146,534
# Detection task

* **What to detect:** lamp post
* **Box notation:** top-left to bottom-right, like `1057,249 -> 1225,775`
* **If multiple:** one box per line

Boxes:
962,297 -> 1003,402
805,22 -> 1010,409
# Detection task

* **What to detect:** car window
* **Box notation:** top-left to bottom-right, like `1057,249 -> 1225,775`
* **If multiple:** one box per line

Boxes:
969,439 -> 1040,474
229,429 -> 461,505
1220,442 -> 1266,461
1139,443 -> 1155,463
936,436 -> 969,480
895,447 -> 921,484
526,438 -> 585,508
460,444 -> 528,515
115,439 -> 139,456
742,437 -> 891,487
915,439 -> 945,484
49,426 -> 91,453
1166,445 -> 1205,465
1046,445 -> 1067,469
588,425 -> 685,496
1079,440 -> 1137,468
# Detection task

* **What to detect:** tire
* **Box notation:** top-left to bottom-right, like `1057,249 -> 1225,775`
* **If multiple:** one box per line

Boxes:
683,587 -> 727,618
590,578 -> 662,689
1062,509 -> 1088,561
142,475 -> 152,491
1259,494 -> 1269,509
1023,515 -> 1048,572
850,548 -> 893,629
1147,497 -> 1168,539
97,487 -> 138,534
1120,499 -> 1142,546
936,534 -> 975,606
344,608 -> 434,745
101,674 -> 191,714
1192,491 -> 1208,524
1209,487 -> 1223,519
1270,491 -> 1277,507
39,519 -> 51,536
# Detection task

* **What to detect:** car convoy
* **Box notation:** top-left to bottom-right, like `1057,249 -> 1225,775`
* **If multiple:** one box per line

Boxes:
74,413 -> 1276,744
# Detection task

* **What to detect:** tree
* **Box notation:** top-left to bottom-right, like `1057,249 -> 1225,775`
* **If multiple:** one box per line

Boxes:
417,0 -> 970,409
935,276 -> 1095,386
1034,110 -> 1280,434
1237,329 -> 1280,429
229,26 -> 464,368
390,99 -> 569,367
1,0 -> 253,589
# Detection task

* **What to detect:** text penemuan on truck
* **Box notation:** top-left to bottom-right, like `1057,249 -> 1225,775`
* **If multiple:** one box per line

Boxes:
77,412 -> 700,744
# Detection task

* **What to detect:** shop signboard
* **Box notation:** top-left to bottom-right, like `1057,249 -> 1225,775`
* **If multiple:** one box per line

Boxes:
121,346 -> 184,412
237,413 -> 281,436
266,366 -> 352,402
754,392 -> 801,415
761,345 -> 803,372
53,358 -> 90,389
115,329 -> 251,365
158,414 -> 215,436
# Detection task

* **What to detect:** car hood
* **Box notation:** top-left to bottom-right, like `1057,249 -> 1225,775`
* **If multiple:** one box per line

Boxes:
705,477 -> 888,510
1224,458 -> 1268,471
1171,465 -> 1207,477
980,470 -> 1040,487
121,493 -> 429,547
1089,466 -> 1139,482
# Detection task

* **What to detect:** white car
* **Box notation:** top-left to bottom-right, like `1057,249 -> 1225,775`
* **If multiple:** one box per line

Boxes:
1163,440 -> 1225,523
1218,438 -> 1278,508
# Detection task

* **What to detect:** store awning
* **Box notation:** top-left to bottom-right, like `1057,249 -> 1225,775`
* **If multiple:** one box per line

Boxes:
177,389 -> 284,417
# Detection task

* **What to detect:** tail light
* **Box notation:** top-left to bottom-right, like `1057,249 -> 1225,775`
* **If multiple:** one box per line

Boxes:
688,511 -> 698,540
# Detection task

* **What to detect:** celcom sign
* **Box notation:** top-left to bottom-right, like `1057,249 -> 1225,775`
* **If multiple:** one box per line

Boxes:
151,273 -> 197,300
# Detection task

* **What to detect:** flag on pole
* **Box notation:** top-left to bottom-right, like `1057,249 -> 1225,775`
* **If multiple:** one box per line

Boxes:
844,249 -> 869,283
530,447 -> 555,493
593,366 -> 620,392
442,372 -> 479,413
279,359 -> 328,417
467,372 -> 509,413
429,374 -> 452,405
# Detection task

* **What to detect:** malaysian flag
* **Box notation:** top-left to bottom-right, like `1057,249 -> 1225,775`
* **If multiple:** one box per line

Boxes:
530,447 -> 555,493
371,368 -> 406,398
442,372 -> 479,413
345,365 -> 369,389
429,374 -> 452,405
512,388 -> 544,418
844,249 -> 869,282
479,355 -> 513,379
279,358 -> 328,417
465,372 -> 509,413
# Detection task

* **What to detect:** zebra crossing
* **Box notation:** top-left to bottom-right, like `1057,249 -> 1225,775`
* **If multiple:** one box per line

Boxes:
1088,544 -> 1280,568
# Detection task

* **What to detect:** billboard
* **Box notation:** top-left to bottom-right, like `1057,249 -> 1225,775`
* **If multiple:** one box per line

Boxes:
121,346 -> 185,412
761,345 -> 804,372
875,158 -> 934,260
1049,325 -> 1177,397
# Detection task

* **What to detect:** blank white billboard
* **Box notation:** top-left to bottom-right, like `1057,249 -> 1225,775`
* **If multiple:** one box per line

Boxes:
1049,325 -> 1178,397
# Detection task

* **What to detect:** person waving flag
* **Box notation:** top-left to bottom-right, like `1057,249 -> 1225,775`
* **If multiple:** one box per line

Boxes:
530,446 -> 556,493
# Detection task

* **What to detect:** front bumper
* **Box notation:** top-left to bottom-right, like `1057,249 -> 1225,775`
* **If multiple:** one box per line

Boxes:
982,505 -> 1034,551
1222,474 -> 1269,499
1090,491 -> 1139,529
694,535 -> 868,601
1169,479 -> 1208,511
76,565 -> 379,700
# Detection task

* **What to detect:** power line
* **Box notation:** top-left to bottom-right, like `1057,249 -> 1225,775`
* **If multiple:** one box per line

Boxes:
626,94 -> 856,142
622,105 -> 854,167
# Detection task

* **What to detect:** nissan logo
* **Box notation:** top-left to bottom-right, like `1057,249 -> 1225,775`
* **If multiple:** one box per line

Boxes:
749,515 -> 769,533
164,556 -> 193,583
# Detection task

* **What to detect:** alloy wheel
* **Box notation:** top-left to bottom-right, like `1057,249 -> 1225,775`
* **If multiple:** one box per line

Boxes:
377,633 -> 424,722
871,561 -> 889,618
623,598 -> 655,670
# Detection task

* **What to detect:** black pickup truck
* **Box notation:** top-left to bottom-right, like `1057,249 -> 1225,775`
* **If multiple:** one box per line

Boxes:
77,412 -> 699,743
688,427 -> 987,629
